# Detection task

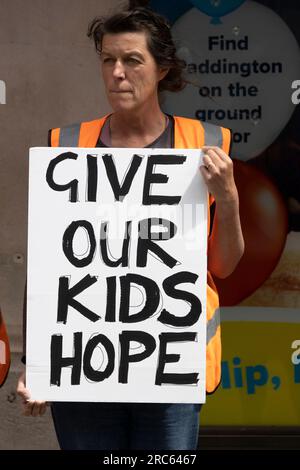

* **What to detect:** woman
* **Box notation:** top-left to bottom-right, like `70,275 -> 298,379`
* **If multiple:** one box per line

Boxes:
17,7 -> 244,450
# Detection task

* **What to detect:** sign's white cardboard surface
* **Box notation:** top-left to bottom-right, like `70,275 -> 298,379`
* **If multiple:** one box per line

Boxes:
27,147 -> 207,403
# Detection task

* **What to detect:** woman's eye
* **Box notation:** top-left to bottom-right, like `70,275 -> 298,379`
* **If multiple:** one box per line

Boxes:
103,57 -> 114,64
127,57 -> 140,64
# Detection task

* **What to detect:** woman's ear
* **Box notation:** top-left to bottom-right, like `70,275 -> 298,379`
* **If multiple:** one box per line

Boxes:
158,67 -> 170,81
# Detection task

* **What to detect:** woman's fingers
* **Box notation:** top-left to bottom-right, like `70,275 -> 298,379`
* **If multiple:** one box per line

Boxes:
202,145 -> 231,162
17,372 -> 47,417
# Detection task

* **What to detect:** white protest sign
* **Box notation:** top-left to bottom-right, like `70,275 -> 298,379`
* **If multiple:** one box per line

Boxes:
27,147 -> 207,403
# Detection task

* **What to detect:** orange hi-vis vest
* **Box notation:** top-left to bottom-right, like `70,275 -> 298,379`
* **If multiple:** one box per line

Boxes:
50,115 -> 231,393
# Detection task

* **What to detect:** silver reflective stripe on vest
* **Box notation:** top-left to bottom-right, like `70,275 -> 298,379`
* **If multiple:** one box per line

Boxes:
202,120 -> 222,344
207,308 -> 220,345
59,123 -> 81,146
201,121 -> 223,147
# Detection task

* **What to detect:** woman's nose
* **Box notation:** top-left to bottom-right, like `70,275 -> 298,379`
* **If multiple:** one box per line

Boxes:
113,60 -> 125,79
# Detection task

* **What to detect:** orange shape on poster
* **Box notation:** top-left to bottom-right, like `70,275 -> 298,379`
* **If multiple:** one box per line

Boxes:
213,159 -> 288,306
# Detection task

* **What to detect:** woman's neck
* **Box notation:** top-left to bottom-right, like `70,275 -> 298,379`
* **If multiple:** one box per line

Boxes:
110,106 -> 167,143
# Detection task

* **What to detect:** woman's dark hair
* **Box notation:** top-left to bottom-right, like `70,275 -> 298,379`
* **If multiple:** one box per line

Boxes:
87,7 -> 186,92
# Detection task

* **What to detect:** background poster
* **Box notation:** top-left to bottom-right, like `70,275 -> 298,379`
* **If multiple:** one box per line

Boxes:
147,0 -> 300,425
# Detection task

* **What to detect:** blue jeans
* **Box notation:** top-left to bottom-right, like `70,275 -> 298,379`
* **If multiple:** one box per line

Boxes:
51,402 -> 202,450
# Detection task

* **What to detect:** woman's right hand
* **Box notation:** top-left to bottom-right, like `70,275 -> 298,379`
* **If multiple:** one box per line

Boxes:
17,370 -> 47,416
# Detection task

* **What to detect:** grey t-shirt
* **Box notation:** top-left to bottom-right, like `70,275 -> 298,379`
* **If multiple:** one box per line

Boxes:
96,114 -> 173,149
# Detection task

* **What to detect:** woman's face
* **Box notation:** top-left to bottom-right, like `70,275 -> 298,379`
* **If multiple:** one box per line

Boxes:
100,31 -> 167,114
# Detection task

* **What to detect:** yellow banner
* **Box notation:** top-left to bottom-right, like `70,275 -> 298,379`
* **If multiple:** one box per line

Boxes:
202,308 -> 300,425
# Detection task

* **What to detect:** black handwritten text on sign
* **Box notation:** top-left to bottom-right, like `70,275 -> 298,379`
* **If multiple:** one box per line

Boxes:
27,147 -> 207,403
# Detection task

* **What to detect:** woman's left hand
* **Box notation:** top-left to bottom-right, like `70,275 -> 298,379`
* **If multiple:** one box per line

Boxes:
200,146 -> 238,202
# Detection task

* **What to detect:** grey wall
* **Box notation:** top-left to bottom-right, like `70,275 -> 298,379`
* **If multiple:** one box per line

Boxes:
0,0 -> 126,449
